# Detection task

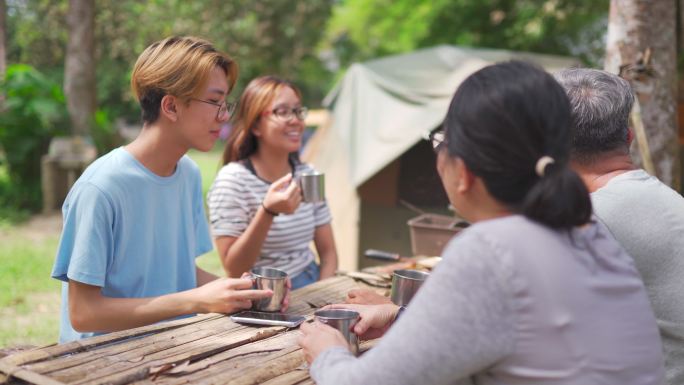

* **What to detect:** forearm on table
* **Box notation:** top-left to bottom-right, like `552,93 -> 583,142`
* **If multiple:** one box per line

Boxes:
310,301 -> 511,385
311,238 -> 516,384
318,251 -> 338,279
69,282 -> 198,333
219,207 -> 274,277
314,224 -> 338,280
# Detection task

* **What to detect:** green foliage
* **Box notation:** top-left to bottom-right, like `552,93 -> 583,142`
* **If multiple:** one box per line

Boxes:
7,0 -> 336,126
188,147 -> 223,198
0,165 -> 31,225
92,108 -> 123,155
326,0 -> 608,67
0,64 -> 69,212
6,0 -> 609,127
6,0 -> 68,76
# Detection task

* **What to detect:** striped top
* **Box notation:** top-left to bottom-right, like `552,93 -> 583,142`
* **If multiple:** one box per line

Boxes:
207,160 -> 332,277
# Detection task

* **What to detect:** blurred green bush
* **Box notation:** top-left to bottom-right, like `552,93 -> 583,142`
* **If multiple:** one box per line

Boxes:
0,64 -> 69,214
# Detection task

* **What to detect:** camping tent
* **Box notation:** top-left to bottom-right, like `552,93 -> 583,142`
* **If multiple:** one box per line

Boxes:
303,45 -> 578,271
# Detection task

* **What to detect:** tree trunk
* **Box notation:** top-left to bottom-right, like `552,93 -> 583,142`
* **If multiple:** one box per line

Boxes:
0,0 -> 6,80
605,0 -> 680,190
680,0 -> 684,52
64,0 -> 96,137
679,0 -> 684,188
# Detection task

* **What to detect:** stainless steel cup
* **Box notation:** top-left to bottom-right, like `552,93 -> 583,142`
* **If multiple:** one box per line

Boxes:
314,309 -> 360,355
299,171 -> 325,203
250,267 -> 288,312
390,269 -> 430,306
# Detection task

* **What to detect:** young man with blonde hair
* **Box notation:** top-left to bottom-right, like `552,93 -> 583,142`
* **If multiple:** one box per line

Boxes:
52,36 -> 273,342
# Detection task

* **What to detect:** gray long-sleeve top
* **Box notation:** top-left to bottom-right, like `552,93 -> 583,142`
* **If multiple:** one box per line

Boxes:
310,215 -> 665,385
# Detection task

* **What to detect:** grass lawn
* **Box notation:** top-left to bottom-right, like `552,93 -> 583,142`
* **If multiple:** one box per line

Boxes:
189,146 -> 225,274
0,145 -> 227,348
0,233 -> 61,347
188,145 -> 224,197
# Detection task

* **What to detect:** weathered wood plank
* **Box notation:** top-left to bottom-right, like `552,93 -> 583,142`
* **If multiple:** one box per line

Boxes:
287,276 -> 360,315
0,362 -> 66,385
0,314 -> 222,368
225,349 -> 307,385
55,277 -> 356,381
2,276 -> 363,385
140,331 -> 301,384
260,369 -> 311,385
26,316 -> 243,376
57,277 -> 358,383
130,277 -> 363,384
62,326 -> 287,384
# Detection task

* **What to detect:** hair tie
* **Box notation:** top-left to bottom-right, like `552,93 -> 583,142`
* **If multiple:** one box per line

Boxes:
535,156 -> 555,177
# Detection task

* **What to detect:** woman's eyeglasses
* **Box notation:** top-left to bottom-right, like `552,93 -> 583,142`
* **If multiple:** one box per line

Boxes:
190,98 -> 237,120
427,129 -> 446,153
264,106 -> 309,122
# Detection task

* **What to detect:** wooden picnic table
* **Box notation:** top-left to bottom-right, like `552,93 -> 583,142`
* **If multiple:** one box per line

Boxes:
0,257 -> 438,385
0,275 -> 375,385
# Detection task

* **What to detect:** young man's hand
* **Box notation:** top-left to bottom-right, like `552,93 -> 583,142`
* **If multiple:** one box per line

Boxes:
192,277 -> 273,314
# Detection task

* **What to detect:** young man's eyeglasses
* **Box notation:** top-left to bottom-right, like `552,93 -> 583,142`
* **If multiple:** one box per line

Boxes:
190,98 -> 236,120
264,106 -> 308,122
426,129 -> 446,153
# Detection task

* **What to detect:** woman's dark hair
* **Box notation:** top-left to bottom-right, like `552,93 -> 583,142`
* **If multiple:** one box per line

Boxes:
444,61 -> 591,229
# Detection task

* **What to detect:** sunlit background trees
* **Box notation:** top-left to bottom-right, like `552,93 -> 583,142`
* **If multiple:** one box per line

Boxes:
0,0 -> 681,217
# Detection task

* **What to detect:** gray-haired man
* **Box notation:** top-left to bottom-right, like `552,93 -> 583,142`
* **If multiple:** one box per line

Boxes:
556,68 -> 684,385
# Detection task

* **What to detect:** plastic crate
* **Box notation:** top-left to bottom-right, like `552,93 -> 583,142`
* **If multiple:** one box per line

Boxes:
407,213 -> 469,256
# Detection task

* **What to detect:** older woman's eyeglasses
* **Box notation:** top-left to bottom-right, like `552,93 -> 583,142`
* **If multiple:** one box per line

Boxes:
264,106 -> 309,122
190,98 -> 237,120
427,130 -> 446,153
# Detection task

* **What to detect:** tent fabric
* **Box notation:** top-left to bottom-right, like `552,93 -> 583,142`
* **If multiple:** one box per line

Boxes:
321,45 -> 579,187
303,45 -> 578,270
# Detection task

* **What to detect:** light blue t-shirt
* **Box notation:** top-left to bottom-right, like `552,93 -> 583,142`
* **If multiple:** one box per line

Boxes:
51,147 -> 213,343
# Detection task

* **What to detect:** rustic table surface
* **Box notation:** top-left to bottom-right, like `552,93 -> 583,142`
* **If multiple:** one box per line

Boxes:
0,275 -> 384,385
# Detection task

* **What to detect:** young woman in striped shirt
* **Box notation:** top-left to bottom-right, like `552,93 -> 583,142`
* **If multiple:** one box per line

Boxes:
207,76 -> 338,289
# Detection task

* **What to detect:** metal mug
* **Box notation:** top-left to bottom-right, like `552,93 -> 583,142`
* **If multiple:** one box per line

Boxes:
298,171 -> 325,203
390,269 -> 430,306
250,267 -> 288,312
314,309 -> 360,355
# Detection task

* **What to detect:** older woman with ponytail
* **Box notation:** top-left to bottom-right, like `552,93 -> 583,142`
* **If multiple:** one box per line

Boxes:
298,61 -> 665,384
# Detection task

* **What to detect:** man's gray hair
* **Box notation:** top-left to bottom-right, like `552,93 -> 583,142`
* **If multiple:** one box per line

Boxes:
554,68 -> 634,162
